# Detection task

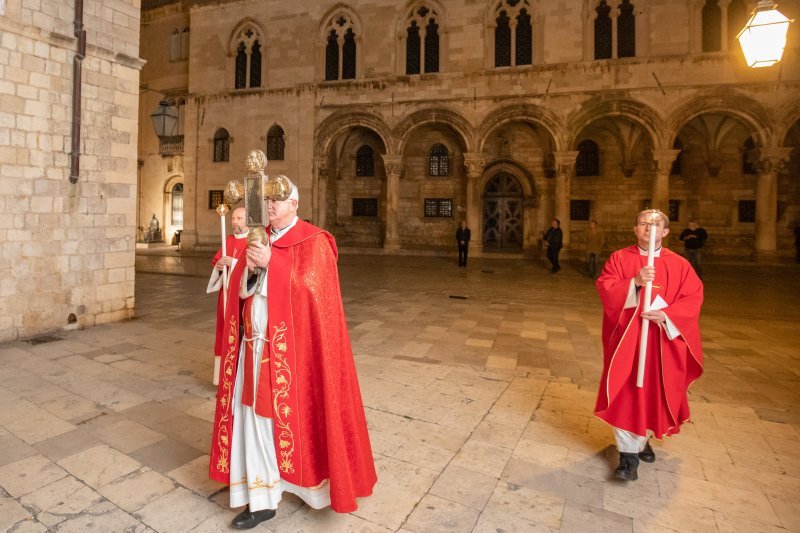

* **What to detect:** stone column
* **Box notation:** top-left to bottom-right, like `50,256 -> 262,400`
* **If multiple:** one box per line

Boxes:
463,153 -> 486,255
382,155 -> 403,250
553,151 -> 578,248
313,156 -> 328,229
650,149 -> 680,212
754,147 -> 792,260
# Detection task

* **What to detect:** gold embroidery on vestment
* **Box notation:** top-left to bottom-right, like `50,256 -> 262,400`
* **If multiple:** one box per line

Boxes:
271,321 -> 296,474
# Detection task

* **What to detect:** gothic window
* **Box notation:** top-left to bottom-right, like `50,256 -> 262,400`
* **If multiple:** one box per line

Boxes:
702,0 -> 722,52
356,145 -> 375,177
249,42 -> 262,88
171,183 -> 184,228
342,29 -> 356,79
325,30 -> 339,81
213,128 -> 230,163
515,9 -> 532,66
406,22 -> 421,74
671,138 -> 683,176
727,0 -> 748,50
424,18 -> 440,73
576,140 -> 600,176
594,1 -> 612,59
617,0 -> 636,58
429,143 -> 450,176
495,10 -> 512,67
235,43 -> 247,89
322,13 -> 360,81
491,0 -> 536,68
404,4 -> 443,75
742,137 -> 758,174
232,25 -> 263,89
266,125 -> 285,161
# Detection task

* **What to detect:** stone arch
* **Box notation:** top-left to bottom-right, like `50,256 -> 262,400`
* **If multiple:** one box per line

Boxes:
567,95 -> 664,149
228,17 -> 268,54
314,110 -> 392,157
482,159 -> 536,198
477,103 -> 565,152
317,4 -> 364,43
664,90 -> 774,148
393,106 -> 475,155
777,95 -> 800,147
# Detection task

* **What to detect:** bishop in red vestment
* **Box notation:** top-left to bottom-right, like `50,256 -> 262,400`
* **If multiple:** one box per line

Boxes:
209,184 -> 376,529
595,210 -> 703,481
207,207 -> 249,383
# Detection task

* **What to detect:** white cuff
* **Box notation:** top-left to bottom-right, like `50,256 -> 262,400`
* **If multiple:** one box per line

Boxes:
624,279 -> 639,309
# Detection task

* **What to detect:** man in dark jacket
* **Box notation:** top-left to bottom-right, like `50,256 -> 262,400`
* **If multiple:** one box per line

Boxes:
456,221 -> 471,267
544,218 -> 563,273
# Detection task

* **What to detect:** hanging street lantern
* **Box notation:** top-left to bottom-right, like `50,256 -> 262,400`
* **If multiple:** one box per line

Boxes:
737,0 -> 794,68
149,100 -> 178,137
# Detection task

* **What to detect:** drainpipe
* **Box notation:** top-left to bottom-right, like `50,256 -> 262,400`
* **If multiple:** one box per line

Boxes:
69,0 -> 86,184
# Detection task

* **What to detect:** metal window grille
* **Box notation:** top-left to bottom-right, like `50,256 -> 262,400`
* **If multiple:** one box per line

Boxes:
570,200 -> 591,221
424,198 -> 453,218
352,198 -> 378,217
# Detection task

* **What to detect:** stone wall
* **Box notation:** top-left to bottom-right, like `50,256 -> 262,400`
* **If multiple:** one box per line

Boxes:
138,0 -> 800,259
0,0 -> 142,341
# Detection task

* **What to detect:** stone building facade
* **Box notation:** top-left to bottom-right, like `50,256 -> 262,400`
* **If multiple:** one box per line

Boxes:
0,0 -> 142,341
138,0 -> 799,260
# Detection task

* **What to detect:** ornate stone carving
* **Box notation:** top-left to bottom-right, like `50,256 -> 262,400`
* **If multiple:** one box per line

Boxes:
381,154 -> 403,176
463,153 -> 487,178
552,151 -> 578,176
757,147 -> 792,174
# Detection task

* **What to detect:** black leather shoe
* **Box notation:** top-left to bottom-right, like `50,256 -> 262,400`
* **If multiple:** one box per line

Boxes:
231,506 -> 276,529
614,452 -> 639,481
638,441 -> 656,463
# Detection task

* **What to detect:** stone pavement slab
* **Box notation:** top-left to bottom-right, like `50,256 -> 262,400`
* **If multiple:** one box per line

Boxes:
0,254 -> 797,531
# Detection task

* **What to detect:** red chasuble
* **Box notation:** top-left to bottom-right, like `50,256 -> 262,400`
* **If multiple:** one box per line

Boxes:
212,235 -> 249,358
209,220 -> 377,513
594,245 -> 703,439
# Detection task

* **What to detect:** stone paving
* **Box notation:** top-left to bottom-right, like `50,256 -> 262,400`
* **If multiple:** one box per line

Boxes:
1,250 -> 799,532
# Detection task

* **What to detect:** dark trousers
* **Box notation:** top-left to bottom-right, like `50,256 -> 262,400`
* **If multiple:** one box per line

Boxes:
686,248 -> 703,279
547,246 -> 561,272
587,253 -> 598,278
458,244 -> 468,266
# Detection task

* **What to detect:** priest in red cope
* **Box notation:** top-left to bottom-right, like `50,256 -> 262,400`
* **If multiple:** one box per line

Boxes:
207,207 -> 249,383
594,209 -> 703,481
209,182 -> 376,529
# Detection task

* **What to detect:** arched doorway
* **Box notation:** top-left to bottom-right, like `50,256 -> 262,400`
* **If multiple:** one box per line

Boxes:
483,172 -> 524,250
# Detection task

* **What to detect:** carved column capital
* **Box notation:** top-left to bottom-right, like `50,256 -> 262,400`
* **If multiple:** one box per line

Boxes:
381,154 -> 403,176
463,152 -> 487,178
757,147 -> 792,174
651,149 -> 681,174
553,150 -> 579,176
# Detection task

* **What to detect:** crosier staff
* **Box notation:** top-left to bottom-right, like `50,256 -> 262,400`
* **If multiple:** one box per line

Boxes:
213,203 -> 230,386
636,210 -> 661,388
